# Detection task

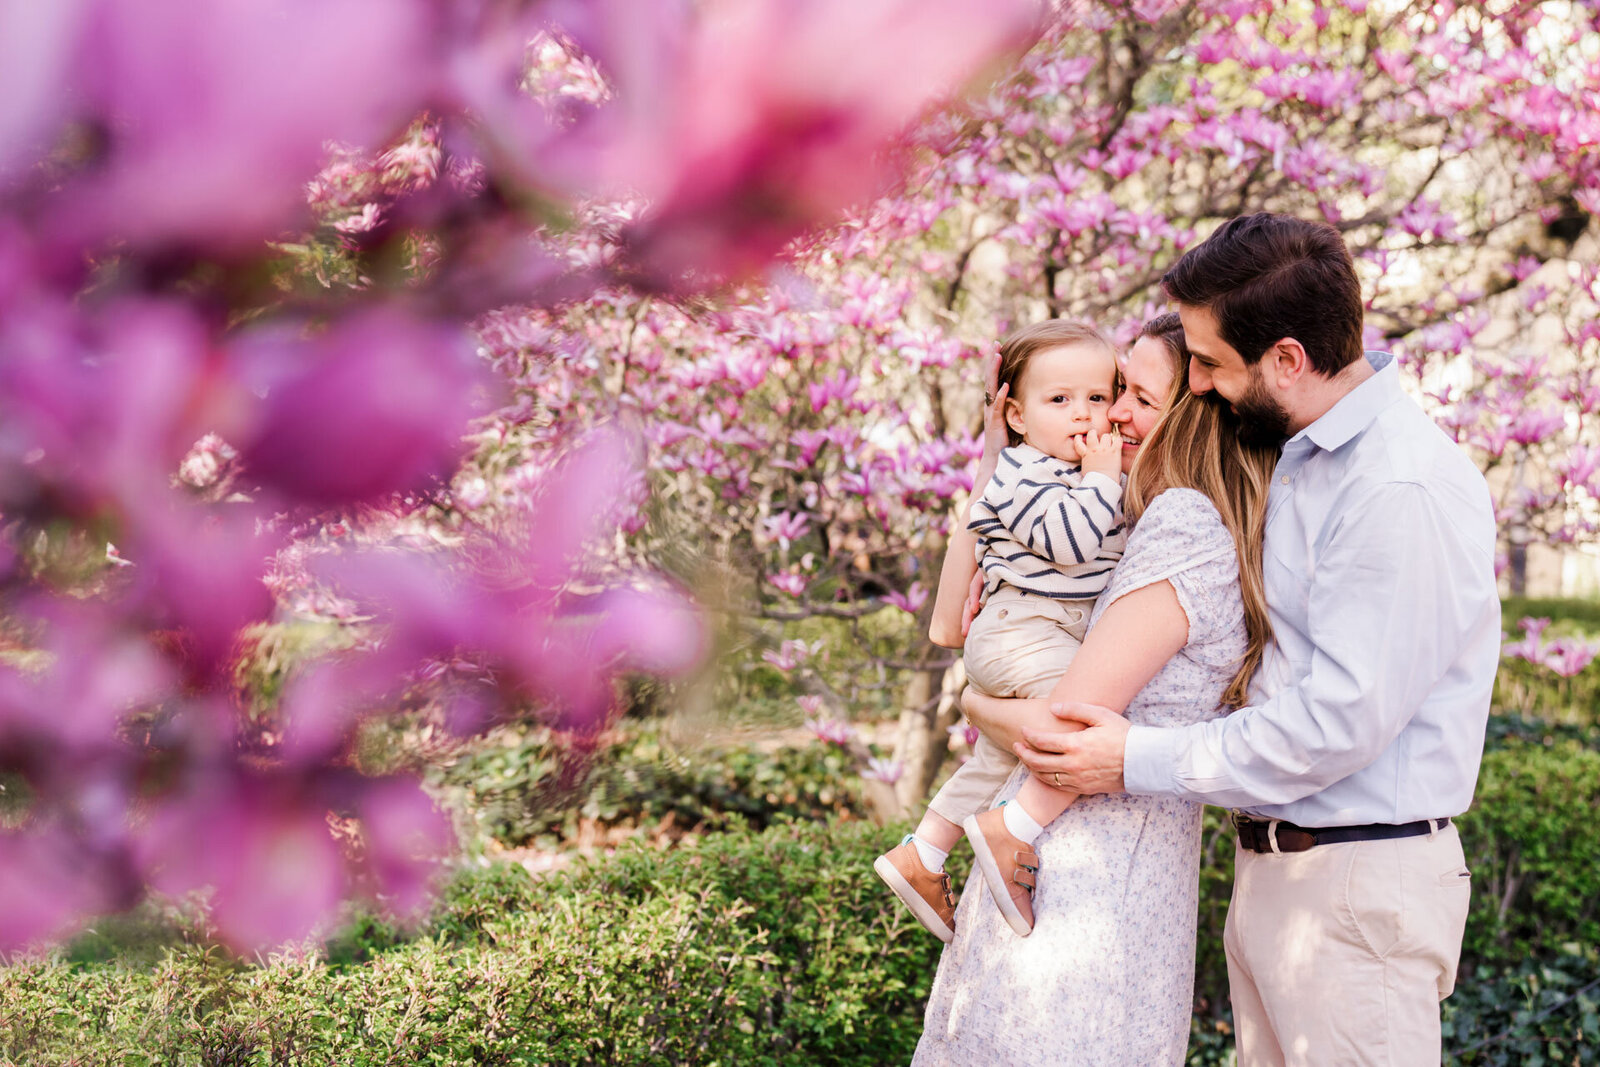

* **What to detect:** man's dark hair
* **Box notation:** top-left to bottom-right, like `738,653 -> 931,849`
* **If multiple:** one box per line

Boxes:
1161,213 -> 1363,376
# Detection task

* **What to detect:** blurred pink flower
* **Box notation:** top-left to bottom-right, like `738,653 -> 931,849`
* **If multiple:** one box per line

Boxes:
0,600 -> 170,753
762,511 -> 811,546
884,582 -> 929,614
143,776 -> 346,951
768,571 -> 810,597
863,757 -> 904,784
804,715 -> 856,745
0,0 -> 89,182
0,829 -> 107,952
591,0 -> 1040,283
1543,636 -> 1599,679
57,0 -> 439,249
762,638 -> 822,672
354,777 -> 452,919
947,721 -> 981,747
233,309 -> 494,506
0,298 -> 217,512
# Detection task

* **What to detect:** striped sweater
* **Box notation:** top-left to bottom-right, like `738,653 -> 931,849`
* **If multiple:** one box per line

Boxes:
968,444 -> 1126,601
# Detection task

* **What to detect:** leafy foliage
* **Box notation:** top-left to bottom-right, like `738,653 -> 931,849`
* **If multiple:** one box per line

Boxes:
439,727 -> 869,849
7,733 -> 1600,1066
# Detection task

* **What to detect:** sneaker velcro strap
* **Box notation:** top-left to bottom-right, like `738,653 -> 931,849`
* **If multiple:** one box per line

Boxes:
1012,850 -> 1040,894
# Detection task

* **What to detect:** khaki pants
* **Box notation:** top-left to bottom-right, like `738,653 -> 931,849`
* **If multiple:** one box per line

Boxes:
926,587 -> 1090,826
1225,822 -> 1472,1067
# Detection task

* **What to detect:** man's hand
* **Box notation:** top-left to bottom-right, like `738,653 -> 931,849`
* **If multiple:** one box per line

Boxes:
1077,428 -> 1122,481
1014,701 -> 1130,795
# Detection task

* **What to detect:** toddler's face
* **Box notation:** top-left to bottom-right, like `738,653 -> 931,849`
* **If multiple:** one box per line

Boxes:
1004,343 -> 1116,464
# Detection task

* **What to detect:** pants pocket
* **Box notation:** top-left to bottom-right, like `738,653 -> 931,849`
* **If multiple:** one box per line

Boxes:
1343,840 -> 1404,959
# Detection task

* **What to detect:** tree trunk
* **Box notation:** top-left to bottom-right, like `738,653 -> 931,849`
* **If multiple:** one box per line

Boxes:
1507,524 -> 1528,596
875,660 -> 962,822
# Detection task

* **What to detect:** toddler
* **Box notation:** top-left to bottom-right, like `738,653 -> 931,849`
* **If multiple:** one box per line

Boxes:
874,319 -> 1124,940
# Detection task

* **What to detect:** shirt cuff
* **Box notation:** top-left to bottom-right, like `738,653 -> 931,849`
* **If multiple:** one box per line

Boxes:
1123,723 -> 1185,796
1080,471 -> 1122,500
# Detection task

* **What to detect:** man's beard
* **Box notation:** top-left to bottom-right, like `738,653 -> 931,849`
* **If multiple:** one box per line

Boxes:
1222,369 -> 1291,448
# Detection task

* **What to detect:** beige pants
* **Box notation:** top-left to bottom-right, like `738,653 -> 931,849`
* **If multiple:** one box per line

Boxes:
926,586 -> 1090,826
1225,822 -> 1472,1067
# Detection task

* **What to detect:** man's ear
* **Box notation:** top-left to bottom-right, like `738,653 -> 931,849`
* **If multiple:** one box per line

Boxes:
1265,338 -> 1310,389
1004,397 -> 1027,439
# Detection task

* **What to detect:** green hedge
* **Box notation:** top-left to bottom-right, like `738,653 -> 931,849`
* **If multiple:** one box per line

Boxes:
439,728 -> 867,849
1501,597 -> 1600,632
0,820 -> 942,1067
4,724 -> 1598,1065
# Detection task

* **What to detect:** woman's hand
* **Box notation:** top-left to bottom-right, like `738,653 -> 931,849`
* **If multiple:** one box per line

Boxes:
960,687 -> 1070,753
977,350 -> 1008,484
961,568 -> 986,636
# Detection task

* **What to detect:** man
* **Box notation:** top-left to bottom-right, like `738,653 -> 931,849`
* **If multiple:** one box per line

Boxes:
1009,213 -> 1501,1065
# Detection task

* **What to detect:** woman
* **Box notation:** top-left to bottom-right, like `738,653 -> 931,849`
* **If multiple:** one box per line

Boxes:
913,314 -> 1279,1065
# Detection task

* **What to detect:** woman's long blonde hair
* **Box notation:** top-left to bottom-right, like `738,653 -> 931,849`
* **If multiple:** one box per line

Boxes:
1124,315 -> 1280,707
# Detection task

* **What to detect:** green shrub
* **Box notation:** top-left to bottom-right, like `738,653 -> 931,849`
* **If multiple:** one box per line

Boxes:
1458,738 -> 1600,969
7,727 -> 1600,1066
441,727 -> 867,849
0,819 -> 950,1067
1502,597 -> 1600,632
1444,944 -> 1600,1066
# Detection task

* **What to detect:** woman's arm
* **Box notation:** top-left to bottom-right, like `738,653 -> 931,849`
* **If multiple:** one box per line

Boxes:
929,355 -> 1009,648
961,579 -> 1188,750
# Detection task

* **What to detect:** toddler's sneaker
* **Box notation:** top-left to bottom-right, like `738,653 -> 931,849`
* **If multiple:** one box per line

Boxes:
963,808 -> 1038,936
873,838 -> 956,943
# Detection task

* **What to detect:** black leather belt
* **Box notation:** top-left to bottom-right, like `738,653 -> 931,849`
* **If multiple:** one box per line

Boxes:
1232,812 -> 1451,854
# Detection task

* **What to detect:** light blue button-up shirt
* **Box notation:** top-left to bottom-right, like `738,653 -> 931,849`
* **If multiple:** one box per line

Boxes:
1123,353 -> 1501,826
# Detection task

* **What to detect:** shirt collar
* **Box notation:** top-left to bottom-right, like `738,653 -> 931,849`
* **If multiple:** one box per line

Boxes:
1291,351 -> 1399,454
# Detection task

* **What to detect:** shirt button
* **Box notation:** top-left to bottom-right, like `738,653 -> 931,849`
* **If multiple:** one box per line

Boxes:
1280,475 -> 1290,484
998,609 -> 1009,620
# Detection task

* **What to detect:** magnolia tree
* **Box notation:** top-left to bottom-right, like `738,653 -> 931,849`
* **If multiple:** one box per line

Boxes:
0,0 -> 1039,950
463,0 -> 1600,812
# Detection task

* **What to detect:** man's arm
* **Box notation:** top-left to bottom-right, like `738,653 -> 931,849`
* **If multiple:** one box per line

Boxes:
1120,481 -> 1490,807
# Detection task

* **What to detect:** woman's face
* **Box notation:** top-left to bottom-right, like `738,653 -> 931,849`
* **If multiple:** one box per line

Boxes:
1108,337 -> 1178,474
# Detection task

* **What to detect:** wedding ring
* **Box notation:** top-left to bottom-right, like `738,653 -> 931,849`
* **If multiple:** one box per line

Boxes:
1052,771 -> 1063,788
984,391 -> 995,406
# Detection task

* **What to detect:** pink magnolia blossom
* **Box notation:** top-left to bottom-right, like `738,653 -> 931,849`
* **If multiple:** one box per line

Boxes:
884,582 -> 929,614
763,639 -> 822,672
947,721 -> 981,747
592,0 -> 1040,284
232,309 -> 495,506
762,511 -> 812,546
142,776 -> 347,951
0,828 -> 109,951
56,0 -> 438,250
768,571 -> 810,597
862,757 -> 904,784
804,714 -> 856,746
1542,636 -> 1600,679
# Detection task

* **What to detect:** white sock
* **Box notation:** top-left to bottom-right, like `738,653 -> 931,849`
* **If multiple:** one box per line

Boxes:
1001,801 -> 1046,845
911,835 -> 949,873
